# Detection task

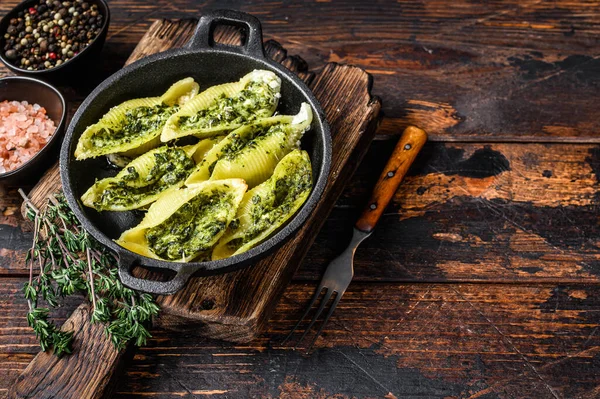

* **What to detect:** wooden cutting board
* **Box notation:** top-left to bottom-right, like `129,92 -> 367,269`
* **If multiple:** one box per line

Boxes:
10,18 -> 381,398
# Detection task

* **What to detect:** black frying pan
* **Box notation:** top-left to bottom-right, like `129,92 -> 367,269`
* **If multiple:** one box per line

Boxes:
60,10 -> 332,295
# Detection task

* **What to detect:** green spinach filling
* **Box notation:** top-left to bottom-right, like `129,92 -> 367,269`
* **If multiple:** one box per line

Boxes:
178,81 -> 277,130
146,190 -> 234,260
95,148 -> 194,209
224,124 -> 287,162
227,160 -> 311,249
204,125 -> 268,174
91,103 -> 178,148
203,124 -> 286,176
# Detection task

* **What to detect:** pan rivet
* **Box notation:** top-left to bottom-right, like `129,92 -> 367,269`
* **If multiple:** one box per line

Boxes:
387,171 -> 395,177
370,203 -> 377,210
404,144 -> 412,150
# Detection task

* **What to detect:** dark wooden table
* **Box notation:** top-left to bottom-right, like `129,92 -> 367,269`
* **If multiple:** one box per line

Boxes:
1,1 -> 599,398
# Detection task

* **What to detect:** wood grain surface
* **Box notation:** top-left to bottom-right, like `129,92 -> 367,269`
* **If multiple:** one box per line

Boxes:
2,0 -> 599,143
1,278 -> 599,398
6,142 -> 600,284
8,304 -> 132,399
1,0 -> 600,398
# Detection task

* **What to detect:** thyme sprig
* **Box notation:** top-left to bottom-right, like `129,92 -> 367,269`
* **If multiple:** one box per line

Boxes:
19,189 -> 160,357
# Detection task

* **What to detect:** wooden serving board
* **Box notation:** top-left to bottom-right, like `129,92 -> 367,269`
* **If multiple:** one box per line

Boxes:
11,18 -> 381,398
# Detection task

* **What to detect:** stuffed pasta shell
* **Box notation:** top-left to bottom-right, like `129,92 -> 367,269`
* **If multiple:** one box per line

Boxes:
212,150 -> 312,260
185,102 -> 312,188
117,179 -> 247,262
75,77 -> 199,160
81,138 -> 220,211
161,70 -> 281,141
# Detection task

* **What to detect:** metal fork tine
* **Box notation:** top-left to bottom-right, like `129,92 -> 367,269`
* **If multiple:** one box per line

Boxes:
306,292 -> 342,352
282,284 -> 326,345
294,288 -> 334,349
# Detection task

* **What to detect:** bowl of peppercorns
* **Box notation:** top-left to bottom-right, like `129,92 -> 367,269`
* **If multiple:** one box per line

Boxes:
0,0 -> 109,79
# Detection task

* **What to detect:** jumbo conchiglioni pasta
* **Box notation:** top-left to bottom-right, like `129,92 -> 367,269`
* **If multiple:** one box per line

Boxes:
117,179 -> 247,262
161,70 -> 281,142
185,102 -> 312,188
212,150 -> 312,260
81,138 -> 221,212
74,77 -> 199,160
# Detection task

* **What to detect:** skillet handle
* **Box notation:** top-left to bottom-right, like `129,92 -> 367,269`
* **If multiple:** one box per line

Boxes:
118,252 -> 195,295
187,10 -> 265,58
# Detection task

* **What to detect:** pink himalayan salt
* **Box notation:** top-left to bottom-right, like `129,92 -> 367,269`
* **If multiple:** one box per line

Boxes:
0,100 -> 56,174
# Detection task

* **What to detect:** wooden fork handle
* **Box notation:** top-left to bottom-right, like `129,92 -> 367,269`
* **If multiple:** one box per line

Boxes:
355,126 -> 427,233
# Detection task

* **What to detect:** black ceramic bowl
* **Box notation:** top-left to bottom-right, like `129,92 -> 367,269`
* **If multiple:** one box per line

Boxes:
0,0 -> 110,81
61,10 -> 332,295
0,76 -> 66,185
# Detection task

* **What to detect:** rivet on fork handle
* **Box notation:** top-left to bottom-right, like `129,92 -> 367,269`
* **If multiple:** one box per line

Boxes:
355,126 -> 428,233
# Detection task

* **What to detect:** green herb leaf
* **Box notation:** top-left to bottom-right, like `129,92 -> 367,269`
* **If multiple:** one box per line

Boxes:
19,189 -> 160,357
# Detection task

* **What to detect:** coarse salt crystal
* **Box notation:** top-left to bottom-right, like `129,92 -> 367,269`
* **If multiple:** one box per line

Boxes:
0,100 -> 56,174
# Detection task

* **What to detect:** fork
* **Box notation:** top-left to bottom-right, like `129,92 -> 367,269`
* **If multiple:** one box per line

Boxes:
283,126 -> 428,350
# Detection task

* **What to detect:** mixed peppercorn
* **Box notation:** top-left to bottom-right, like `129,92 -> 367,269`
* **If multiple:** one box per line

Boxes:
2,0 -> 103,71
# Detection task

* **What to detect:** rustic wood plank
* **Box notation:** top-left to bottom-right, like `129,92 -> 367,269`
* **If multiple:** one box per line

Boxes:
3,0 -> 600,275
84,282 -> 600,398
8,304 -> 133,399
0,186 -> 30,277
6,141 -> 600,284
0,281 -> 82,398
302,141 -> 600,283
2,0 -> 598,142
1,278 -> 598,399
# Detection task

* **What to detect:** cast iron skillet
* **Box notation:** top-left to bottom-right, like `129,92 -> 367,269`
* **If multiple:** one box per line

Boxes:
60,10 -> 332,295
